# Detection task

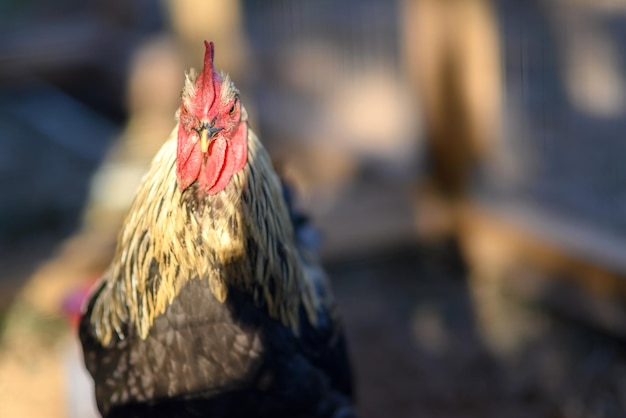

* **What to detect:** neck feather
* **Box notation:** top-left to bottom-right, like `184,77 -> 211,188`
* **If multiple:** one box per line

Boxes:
89,124 -> 319,344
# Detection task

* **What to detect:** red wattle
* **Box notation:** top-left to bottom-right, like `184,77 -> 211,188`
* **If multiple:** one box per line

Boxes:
206,122 -> 248,194
176,129 -> 202,191
230,122 -> 248,172
208,141 -> 235,194
202,137 -> 227,192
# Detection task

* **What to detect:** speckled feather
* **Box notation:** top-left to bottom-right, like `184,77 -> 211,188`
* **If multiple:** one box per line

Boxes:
80,68 -> 354,417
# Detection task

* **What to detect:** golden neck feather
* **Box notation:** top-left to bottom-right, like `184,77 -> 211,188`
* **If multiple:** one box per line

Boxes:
89,123 -> 319,345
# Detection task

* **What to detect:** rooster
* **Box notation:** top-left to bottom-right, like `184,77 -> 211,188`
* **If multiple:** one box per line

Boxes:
79,41 -> 355,418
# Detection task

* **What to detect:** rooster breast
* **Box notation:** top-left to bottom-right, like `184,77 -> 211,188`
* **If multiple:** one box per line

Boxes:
80,270 -> 353,418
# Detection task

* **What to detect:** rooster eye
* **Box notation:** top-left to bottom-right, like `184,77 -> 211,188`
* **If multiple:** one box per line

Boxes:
181,105 -> 189,116
229,98 -> 238,116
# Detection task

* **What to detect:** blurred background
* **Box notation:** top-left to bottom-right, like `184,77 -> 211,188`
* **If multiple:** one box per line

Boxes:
1,0 -> 626,417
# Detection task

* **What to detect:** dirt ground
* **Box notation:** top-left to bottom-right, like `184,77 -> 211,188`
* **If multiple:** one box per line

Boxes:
330,243 -> 626,418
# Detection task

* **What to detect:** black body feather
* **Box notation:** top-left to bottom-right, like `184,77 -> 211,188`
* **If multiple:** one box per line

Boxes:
80,274 -> 353,417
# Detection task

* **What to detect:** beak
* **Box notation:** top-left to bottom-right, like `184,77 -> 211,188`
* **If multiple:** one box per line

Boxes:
199,125 -> 223,153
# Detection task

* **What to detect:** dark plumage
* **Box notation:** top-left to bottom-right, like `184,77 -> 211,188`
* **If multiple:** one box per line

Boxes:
79,42 -> 355,417
81,273 -> 353,418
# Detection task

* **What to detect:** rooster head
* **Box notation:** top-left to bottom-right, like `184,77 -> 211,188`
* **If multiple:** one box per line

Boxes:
176,41 -> 248,194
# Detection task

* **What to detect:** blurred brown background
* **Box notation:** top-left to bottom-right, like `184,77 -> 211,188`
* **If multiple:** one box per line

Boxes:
1,0 -> 626,417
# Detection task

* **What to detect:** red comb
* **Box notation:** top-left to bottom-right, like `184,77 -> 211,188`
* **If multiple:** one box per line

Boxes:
196,41 -> 220,113
204,41 -> 215,67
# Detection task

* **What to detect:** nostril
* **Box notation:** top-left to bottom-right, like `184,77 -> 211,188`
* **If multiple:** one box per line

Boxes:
207,126 -> 223,138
